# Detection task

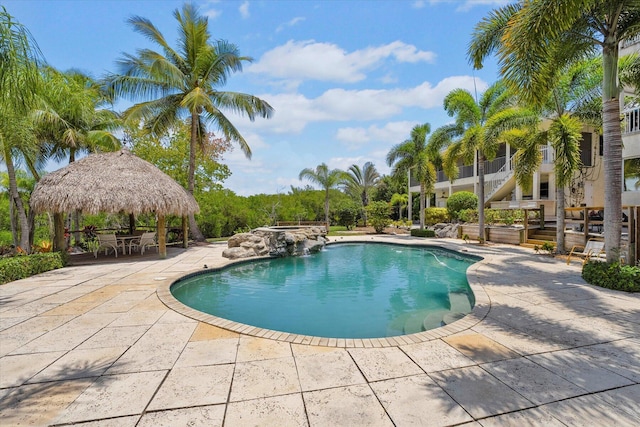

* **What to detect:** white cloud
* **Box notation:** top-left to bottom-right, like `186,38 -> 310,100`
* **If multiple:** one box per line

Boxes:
239,1 -> 250,19
427,0 -> 508,12
276,16 -> 306,33
412,1 -> 426,9
202,1 -> 222,20
336,121 -> 418,149
248,40 -> 435,84
233,76 -> 488,135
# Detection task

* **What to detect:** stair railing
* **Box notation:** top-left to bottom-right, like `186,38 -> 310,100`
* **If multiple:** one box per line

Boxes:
484,154 -> 515,203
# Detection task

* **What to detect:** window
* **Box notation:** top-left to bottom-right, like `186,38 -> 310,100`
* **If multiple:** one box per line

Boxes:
624,157 -> 640,192
580,133 -> 593,167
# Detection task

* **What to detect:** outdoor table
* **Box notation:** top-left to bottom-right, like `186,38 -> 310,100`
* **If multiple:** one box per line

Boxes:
116,235 -> 141,255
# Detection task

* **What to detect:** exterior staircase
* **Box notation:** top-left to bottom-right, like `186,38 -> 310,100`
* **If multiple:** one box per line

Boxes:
484,154 -> 515,206
521,226 -> 557,250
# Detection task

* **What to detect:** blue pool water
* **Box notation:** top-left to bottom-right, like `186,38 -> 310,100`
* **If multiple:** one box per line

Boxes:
171,243 -> 480,339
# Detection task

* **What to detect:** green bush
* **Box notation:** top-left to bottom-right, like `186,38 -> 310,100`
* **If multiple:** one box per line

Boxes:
0,253 -> 65,285
446,191 -> 478,220
424,207 -> 449,225
411,229 -> 435,238
365,201 -> 392,233
582,261 -> 640,292
458,208 -> 478,223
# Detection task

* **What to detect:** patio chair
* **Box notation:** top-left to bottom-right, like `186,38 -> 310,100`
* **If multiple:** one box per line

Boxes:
130,231 -> 157,255
94,233 -> 124,258
566,239 -> 605,265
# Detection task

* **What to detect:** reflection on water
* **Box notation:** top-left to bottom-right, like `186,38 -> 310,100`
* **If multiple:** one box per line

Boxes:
172,243 -> 479,338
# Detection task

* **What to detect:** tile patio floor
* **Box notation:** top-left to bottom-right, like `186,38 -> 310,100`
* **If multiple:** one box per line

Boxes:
0,236 -> 638,426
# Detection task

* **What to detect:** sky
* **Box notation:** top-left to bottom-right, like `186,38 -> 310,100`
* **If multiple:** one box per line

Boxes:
4,0 -> 506,196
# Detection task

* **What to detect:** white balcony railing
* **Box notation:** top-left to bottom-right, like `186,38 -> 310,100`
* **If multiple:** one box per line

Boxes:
540,145 -> 554,164
624,107 -> 640,134
622,34 -> 640,49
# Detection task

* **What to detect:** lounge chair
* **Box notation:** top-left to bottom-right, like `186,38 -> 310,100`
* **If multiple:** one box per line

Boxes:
566,239 -> 605,265
130,231 -> 157,255
94,233 -> 123,258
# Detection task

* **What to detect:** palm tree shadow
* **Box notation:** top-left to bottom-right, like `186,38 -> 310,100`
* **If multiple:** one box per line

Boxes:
0,359 -> 128,417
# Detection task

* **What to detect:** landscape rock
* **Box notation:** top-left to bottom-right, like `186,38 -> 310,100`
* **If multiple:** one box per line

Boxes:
223,226 -> 327,259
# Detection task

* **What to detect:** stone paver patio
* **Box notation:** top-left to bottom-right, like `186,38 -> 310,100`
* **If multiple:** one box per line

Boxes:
0,236 -> 638,426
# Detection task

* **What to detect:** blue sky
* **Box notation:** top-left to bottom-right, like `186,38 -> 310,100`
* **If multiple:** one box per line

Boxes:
5,0 -> 505,196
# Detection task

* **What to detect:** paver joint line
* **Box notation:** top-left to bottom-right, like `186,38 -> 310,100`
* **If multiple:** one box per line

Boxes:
1,237 -> 637,427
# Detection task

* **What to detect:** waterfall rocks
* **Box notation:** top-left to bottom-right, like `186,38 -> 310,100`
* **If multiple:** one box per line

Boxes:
222,226 -> 327,260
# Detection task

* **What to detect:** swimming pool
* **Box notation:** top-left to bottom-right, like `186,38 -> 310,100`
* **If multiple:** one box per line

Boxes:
170,243 -> 481,339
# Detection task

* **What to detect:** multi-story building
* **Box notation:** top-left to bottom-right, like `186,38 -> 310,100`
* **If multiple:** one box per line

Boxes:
410,37 -> 639,219
621,34 -> 640,206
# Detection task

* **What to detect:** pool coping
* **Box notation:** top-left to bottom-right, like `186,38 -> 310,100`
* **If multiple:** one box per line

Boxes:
156,237 -> 492,348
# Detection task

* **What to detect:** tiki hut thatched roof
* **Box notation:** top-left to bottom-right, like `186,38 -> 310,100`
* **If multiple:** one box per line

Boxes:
31,148 -> 200,216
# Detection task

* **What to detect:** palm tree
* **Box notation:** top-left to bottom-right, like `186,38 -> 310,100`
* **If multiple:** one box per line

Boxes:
299,163 -> 346,231
344,162 -> 380,227
387,123 -> 436,230
390,193 -> 409,220
468,0 -> 640,261
0,7 -> 43,253
494,61 -> 600,252
34,69 -> 121,164
106,3 -> 274,241
428,82 -> 535,242
32,68 -> 121,246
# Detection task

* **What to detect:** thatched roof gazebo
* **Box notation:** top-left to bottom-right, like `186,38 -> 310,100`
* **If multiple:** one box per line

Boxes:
30,148 -> 200,258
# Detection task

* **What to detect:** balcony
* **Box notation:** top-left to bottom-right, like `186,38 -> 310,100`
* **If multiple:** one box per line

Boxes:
622,34 -> 640,49
623,107 -> 640,134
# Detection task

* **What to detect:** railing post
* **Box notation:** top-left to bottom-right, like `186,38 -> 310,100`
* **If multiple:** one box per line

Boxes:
539,205 -> 545,230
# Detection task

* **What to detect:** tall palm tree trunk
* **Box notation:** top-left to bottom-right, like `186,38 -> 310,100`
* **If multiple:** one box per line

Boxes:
188,112 -> 206,242
556,187 -> 566,254
324,189 -> 330,231
477,151 -> 486,243
419,183 -> 426,229
603,99 -> 623,262
602,42 -> 622,263
4,145 -> 30,252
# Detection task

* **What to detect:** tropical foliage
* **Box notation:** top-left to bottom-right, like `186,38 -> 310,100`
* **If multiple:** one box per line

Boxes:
468,0 -> 640,261
105,3 -> 274,241
387,123 -> 435,229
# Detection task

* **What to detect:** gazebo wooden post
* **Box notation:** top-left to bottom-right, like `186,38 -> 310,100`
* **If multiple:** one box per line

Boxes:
182,215 -> 188,249
157,215 -> 167,258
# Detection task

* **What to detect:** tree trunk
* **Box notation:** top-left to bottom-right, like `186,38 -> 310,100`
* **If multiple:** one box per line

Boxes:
556,186 -> 565,254
53,212 -> 66,253
3,144 -> 31,253
477,151 -> 486,243
9,195 -> 18,248
188,112 -> 206,242
419,183 -> 426,229
602,41 -> 622,263
324,188 -> 330,231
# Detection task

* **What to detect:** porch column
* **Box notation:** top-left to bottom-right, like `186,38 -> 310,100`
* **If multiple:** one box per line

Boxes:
533,173 -> 540,200
506,144 -> 511,171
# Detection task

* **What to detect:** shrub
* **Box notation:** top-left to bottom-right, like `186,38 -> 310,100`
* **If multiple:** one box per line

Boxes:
582,261 -> 640,292
424,207 -> 449,225
411,228 -> 435,238
446,191 -> 478,220
484,209 -> 500,225
0,253 -> 65,285
365,201 -> 392,233
458,208 -> 478,223
333,200 -> 360,230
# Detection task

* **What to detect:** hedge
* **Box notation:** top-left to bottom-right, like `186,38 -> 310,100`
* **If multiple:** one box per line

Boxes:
582,261 -> 640,292
0,253 -> 66,285
411,229 -> 435,238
